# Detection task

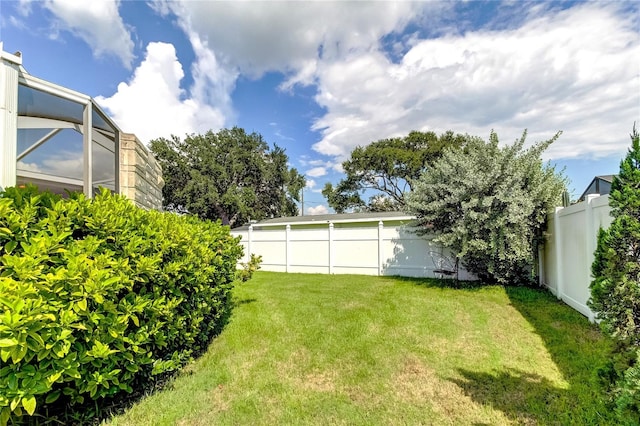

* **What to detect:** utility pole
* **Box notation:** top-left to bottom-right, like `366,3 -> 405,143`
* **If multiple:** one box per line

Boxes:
301,186 -> 304,216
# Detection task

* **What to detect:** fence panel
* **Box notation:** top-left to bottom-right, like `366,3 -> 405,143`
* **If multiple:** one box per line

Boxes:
231,220 -> 473,279
541,194 -> 613,320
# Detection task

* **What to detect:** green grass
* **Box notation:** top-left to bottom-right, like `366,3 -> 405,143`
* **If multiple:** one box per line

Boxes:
107,272 -> 615,425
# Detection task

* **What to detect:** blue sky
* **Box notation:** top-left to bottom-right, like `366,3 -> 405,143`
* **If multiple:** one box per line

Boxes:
1,0 -> 638,214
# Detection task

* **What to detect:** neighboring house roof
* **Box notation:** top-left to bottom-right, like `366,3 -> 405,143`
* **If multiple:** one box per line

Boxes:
595,175 -> 615,183
233,211 -> 414,230
578,175 -> 617,202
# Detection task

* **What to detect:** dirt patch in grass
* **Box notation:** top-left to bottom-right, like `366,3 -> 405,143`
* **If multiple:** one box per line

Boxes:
392,356 -> 512,425
297,370 -> 337,392
392,356 -> 461,405
277,348 -> 338,393
207,384 -> 231,413
342,300 -> 366,310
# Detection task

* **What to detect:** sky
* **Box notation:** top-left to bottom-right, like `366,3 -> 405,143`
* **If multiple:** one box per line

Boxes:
1,0 -> 638,215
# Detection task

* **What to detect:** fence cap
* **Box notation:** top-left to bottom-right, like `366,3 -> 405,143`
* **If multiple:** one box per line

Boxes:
234,211 -> 415,229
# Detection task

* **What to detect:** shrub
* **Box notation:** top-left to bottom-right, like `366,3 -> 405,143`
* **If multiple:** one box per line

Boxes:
237,254 -> 263,282
0,186 -> 243,424
589,126 -> 640,422
406,130 -> 566,284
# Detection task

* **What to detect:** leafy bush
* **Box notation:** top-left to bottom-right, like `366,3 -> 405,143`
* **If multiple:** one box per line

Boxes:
406,130 -> 566,284
616,352 -> 640,422
237,254 -> 263,282
589,126 -> 640,423
0,186 -> 243,424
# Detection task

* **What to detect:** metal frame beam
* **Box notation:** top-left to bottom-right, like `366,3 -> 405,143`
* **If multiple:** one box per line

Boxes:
17,170 -> 83,187
83,103 -> 92,197
17,128 -> 61,161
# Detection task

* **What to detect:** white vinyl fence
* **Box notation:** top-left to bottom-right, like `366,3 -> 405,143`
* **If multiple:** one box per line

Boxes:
540,194 -> 613,321
233,195 -> 614,321
231,217 -> 476,280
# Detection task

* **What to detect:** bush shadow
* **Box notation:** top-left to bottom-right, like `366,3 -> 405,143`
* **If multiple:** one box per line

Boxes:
447,286 -> 615,424
451,368 -> 572,425
233,297 -> 257,307
34,299 -> 242,425
388,274 -> 487,291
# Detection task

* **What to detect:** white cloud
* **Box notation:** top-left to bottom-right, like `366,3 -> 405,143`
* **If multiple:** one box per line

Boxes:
310,3 -> 640,161
305,167 -> 327,178
305,179 -> 316,189
154,1 -> 431,79
186,32 -> 238,131
22,0 -> 134,68
308,159 -> 332,167
307,205 -> 329,216
17,161 -> 42,173
153,1 -> 638,167
18,149 -> 115,182
96,42 -> 232,145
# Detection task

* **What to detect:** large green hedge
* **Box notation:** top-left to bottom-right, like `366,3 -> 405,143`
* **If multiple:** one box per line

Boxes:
0,186 -> 243,424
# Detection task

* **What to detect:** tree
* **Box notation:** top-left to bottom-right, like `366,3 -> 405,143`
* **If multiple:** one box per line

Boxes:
589,126 -> 640,420
149,127 -> 305,227
406,130 -> 565,284
322,131 -> 469,213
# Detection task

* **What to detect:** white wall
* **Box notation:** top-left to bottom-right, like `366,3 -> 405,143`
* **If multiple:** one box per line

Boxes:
232,220 -> 475,280
541,194 -> 613,320
0,47 -> 21,189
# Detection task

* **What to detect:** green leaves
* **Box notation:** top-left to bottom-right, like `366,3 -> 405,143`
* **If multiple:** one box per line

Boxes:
589,126 -> 640,421
21,396 -> 36,416
0,338 -> 17,347
325,130 -> 470,213
0,186 -> 242,423
150,127 -> 305,227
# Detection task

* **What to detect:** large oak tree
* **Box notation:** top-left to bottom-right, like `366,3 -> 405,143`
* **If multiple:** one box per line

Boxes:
150,127 -> 305,227
322,131 -> 469,213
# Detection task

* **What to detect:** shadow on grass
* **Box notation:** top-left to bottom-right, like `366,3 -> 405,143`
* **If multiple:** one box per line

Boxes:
451,368 -> 572,425
386,275 -> 488,291
233,297 -> 257,307
449,286 -> 615,424
30,300 -> 240,426
395,276 -> 614,421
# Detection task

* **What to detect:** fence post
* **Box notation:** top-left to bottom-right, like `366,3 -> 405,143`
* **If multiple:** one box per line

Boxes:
553,207 -> 563,300
378,221 -> 384,276
328,222 -> 334,274
585,195 -> 598,322
247,224 -> 253,263
285,224 -> 291,273
537,244 -> 544,287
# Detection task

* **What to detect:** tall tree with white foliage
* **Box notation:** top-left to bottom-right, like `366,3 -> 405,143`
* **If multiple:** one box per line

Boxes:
406,130 -> 566,284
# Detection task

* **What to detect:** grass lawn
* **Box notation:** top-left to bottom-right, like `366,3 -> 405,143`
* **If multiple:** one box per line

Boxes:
107,272 -> 615,425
